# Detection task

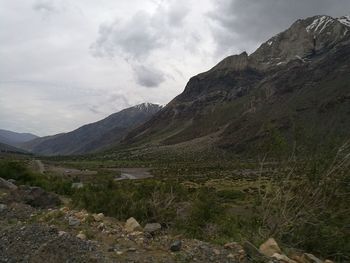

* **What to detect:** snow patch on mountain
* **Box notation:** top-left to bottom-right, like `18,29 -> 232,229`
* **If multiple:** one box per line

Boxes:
306,16 -> 334,34
338,15 -> 350,27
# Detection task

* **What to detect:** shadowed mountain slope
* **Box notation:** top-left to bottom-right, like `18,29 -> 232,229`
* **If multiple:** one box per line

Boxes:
123,15 -> 350,155
22,103 -> 162,156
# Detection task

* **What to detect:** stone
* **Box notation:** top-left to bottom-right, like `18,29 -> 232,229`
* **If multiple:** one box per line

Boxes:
97,223 -> 105,231
0,203 -> 7,212
224,242 -> 243,251
76,231 -> 86,240
93,213 -> 104,222
125,217 -> 142,233
302,253 -> 323,263
68,216 -> 80,226
212,248 -> 221,255
259,238 -> 282,257
243,241 -> 268,262
272,253 -> 298,263
58,231 -> 67,237
170,240 -> 182,252
143,223 -> 161,234
324,260 -> 334,263
0,177 -> 17,190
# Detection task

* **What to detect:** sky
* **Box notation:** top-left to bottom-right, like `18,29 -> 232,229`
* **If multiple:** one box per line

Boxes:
1,0 -> 349,136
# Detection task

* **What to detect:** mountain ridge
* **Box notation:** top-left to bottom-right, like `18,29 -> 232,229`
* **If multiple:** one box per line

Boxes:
22,103 -> 162,156
121,15 -> 350,155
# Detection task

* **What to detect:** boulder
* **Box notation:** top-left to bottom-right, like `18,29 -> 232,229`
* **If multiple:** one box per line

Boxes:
0,177 -> 17,190
272,253 -> 298,263
76,231 -> 87,240
143,223 -> 161,234
93,213 -> 104,222
259,238 -> 282,257
125,217 -> 142,232
302,253 -> 323,263
243,241 -> 269,262
170,240 -> 182,252
68,216 -> 80,227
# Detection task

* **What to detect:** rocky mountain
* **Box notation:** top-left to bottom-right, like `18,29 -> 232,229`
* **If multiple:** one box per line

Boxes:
124,15 -> 350,155
0,129 -> 38,147
22,103 -> 162,156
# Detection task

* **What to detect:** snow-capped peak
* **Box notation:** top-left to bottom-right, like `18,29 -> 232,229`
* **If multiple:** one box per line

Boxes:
306,15 -> 335,34
338,15 -> 350,27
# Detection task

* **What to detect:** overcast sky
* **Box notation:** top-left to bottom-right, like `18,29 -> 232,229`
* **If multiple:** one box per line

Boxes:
1,0 -> 349,136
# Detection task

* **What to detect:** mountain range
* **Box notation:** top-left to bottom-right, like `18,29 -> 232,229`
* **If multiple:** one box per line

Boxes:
0,129 -> 38,147
5,15 -> 350,157
21,103 -> 162,156
122,15 -> 350,155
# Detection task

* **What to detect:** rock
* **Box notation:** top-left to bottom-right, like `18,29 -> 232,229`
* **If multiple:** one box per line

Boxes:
125,217 -> 142,232
259,238 -> 282,257
0,203 -> 7,212
71,182 -> 84,189
143,223 -> 161,234
76,231 -> 86,240
93,213 -> 104,222
58,231 -> 67,237
170,240 -> 182,252
302,253 -> 323,263
7,179 -> 16,184
272,253 -> 298,263
97,223 -> 105,231
324,260 -> 334,263
224,242 -> 242,250
74,211 -> 88,221
0,177 -> 17,190
243,241 -> 268,262
68,216 -> 80,227
212,248 -> 221,255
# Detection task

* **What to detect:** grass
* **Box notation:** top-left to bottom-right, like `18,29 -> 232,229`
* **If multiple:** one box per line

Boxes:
0,151 -> 348,261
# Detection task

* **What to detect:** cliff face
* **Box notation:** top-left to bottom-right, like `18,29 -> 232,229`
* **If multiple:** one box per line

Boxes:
123,15 -> 350,154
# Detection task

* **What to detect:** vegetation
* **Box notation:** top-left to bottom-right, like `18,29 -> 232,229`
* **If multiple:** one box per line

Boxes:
0,146 -> 349,261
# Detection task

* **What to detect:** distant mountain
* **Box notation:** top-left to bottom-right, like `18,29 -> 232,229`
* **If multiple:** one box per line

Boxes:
123,15 -> 350,155
0,129 -> 38,147
22,103 -> 162,156
0,142 -> 28,154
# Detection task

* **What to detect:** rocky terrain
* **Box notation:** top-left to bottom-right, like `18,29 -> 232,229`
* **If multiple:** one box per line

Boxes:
0,176 -> 336,263
21,103 -> 162,156
123,15 -> 350,155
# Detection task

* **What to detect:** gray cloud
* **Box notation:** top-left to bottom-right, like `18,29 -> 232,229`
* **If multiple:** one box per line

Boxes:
133,65 -> 165,88
209,0 -> 350,55
92,1 -> 190,60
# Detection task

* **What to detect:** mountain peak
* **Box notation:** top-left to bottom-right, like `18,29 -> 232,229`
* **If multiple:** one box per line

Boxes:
250,14 -> 350,69
134,103 -> 162,112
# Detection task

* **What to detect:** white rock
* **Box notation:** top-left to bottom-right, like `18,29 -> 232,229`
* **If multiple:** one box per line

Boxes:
125,217 -> 142,233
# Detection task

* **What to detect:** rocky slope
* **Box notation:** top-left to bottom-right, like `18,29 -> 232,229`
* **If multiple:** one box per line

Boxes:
0,177 -> 333,263
0,129 -> 38,147
124,15 -> 350,155
0,142 -> 28,154
22,103 -> 162,156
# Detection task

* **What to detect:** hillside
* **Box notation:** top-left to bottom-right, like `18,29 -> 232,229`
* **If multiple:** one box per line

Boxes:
0,142 -> 28,154
0,129 -> 38,147
123,15 -> 350,155
22,103 -> 162,156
